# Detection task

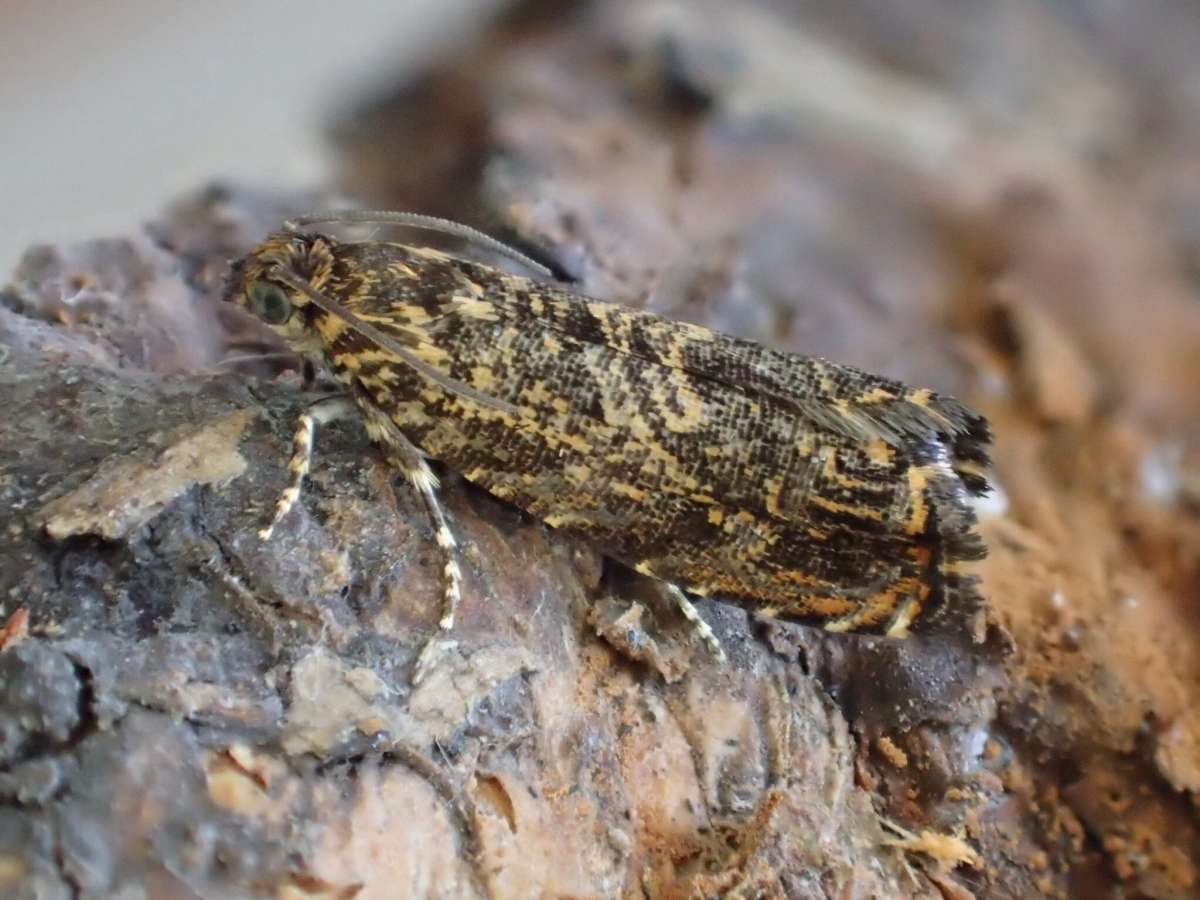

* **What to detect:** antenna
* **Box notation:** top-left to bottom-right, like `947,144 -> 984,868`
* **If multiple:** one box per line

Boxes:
284,211 -> 554,279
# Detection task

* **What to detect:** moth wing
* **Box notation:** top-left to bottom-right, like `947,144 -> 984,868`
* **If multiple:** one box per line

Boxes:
330,242 -> 988,633
336,242 -> 988,493
435,259 -> 990,483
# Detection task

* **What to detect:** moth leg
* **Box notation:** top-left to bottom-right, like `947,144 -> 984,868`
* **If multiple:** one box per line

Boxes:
884,597 -> 920,638
260,396 -> 357,539
819,571 -> 908,635
663,584 -> 727,663
359,405 -> 464,682
822,610 -> 870,634
825,598 -> 906,636
394,452 -> 463,631
632,559 -> 725,662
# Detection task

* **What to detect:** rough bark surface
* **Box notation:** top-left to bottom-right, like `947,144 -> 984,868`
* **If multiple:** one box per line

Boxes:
4,2 -> 1200,898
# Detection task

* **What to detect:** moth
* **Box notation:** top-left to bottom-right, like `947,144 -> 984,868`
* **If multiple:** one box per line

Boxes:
225,211 -> 991,675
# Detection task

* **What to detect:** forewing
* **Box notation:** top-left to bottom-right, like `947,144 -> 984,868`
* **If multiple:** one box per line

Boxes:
320,240 -> 988,632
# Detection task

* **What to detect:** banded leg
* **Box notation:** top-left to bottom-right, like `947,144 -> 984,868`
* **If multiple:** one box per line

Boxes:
260,396 -> 357,539
663,583 -> 727,663
634,561 -> 726,662
821,575 -> 910,637
361,404 -> 463,681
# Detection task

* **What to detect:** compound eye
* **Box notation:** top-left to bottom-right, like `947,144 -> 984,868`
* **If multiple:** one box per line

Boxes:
248,281 -> 293,325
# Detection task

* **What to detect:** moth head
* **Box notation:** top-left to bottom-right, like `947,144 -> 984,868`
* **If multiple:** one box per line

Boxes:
224,232 -> 333,355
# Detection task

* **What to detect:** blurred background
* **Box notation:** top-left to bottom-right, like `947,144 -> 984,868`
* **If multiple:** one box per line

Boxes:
0,0 -> 491,272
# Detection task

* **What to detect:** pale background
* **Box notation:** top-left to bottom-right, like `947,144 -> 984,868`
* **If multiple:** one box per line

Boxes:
0,0 -> 489,273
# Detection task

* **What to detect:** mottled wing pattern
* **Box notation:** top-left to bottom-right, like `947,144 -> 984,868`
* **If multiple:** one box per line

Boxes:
233,233 -> 990,636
